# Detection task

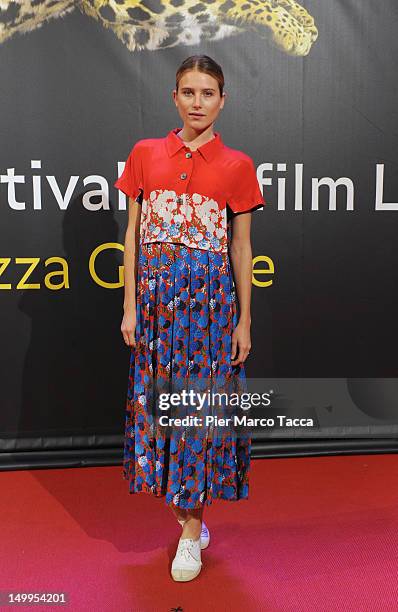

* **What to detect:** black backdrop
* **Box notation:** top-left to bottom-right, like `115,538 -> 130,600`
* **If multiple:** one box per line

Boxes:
1,0 -> 398,464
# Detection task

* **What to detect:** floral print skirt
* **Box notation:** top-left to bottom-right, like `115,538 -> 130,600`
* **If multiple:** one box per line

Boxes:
122,241 -> 251,509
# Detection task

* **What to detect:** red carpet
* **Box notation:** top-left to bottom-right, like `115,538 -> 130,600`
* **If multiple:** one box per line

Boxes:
1,454 -> 397,611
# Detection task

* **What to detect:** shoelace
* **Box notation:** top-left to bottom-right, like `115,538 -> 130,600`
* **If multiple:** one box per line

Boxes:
176,539 -> 200,563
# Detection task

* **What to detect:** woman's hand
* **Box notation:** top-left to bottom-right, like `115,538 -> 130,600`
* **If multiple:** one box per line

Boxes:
231,319 -> 251,366
121,307 -> 137,348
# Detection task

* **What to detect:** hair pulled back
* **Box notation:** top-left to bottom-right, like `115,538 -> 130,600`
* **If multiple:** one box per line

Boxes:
176,55 -> 224,96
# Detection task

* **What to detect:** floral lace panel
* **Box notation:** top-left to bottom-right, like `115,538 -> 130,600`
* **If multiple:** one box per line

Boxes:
140,189 -> 228,253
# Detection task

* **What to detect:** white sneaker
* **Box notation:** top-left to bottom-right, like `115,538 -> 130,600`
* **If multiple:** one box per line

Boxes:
171,537 -> 202,582
200,521 -> 210,550
177,519 -> 210,550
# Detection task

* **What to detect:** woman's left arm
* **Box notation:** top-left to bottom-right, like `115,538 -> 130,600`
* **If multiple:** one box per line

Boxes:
229,212 -> 253,366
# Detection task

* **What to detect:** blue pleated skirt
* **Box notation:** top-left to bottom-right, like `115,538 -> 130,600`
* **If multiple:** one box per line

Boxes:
123,241 -> 251,509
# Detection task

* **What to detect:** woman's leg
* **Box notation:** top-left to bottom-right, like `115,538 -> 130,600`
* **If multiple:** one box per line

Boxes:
181,506 -> 204,540
169,501 -> 188,524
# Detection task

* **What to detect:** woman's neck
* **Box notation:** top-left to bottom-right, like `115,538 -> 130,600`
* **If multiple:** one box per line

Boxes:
177,128 -> 215,151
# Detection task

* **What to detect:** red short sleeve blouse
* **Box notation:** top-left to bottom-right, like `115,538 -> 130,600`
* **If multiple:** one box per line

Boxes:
114,127 -> 266,253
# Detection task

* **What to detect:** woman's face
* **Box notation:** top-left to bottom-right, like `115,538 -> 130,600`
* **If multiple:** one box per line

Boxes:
173,69 -> 225,132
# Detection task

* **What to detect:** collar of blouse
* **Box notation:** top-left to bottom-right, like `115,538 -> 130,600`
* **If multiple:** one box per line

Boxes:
166,127 -> 224,163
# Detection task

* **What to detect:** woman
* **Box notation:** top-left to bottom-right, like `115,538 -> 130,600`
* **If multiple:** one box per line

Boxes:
114,54 -> 265,582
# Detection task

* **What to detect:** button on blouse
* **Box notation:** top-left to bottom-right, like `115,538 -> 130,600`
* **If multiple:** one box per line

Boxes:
114,127 -> 266,253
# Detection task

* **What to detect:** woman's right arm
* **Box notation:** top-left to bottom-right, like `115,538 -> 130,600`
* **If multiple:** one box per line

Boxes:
121,196 -> 141,348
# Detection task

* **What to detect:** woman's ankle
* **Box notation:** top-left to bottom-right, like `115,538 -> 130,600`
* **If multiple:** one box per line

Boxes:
181,517 -> 202,540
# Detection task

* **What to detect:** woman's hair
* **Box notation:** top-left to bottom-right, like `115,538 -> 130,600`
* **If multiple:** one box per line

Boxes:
176,55 -> 225,96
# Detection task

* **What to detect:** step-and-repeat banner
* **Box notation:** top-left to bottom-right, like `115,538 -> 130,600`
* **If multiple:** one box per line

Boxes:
1,0 -> 397,449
